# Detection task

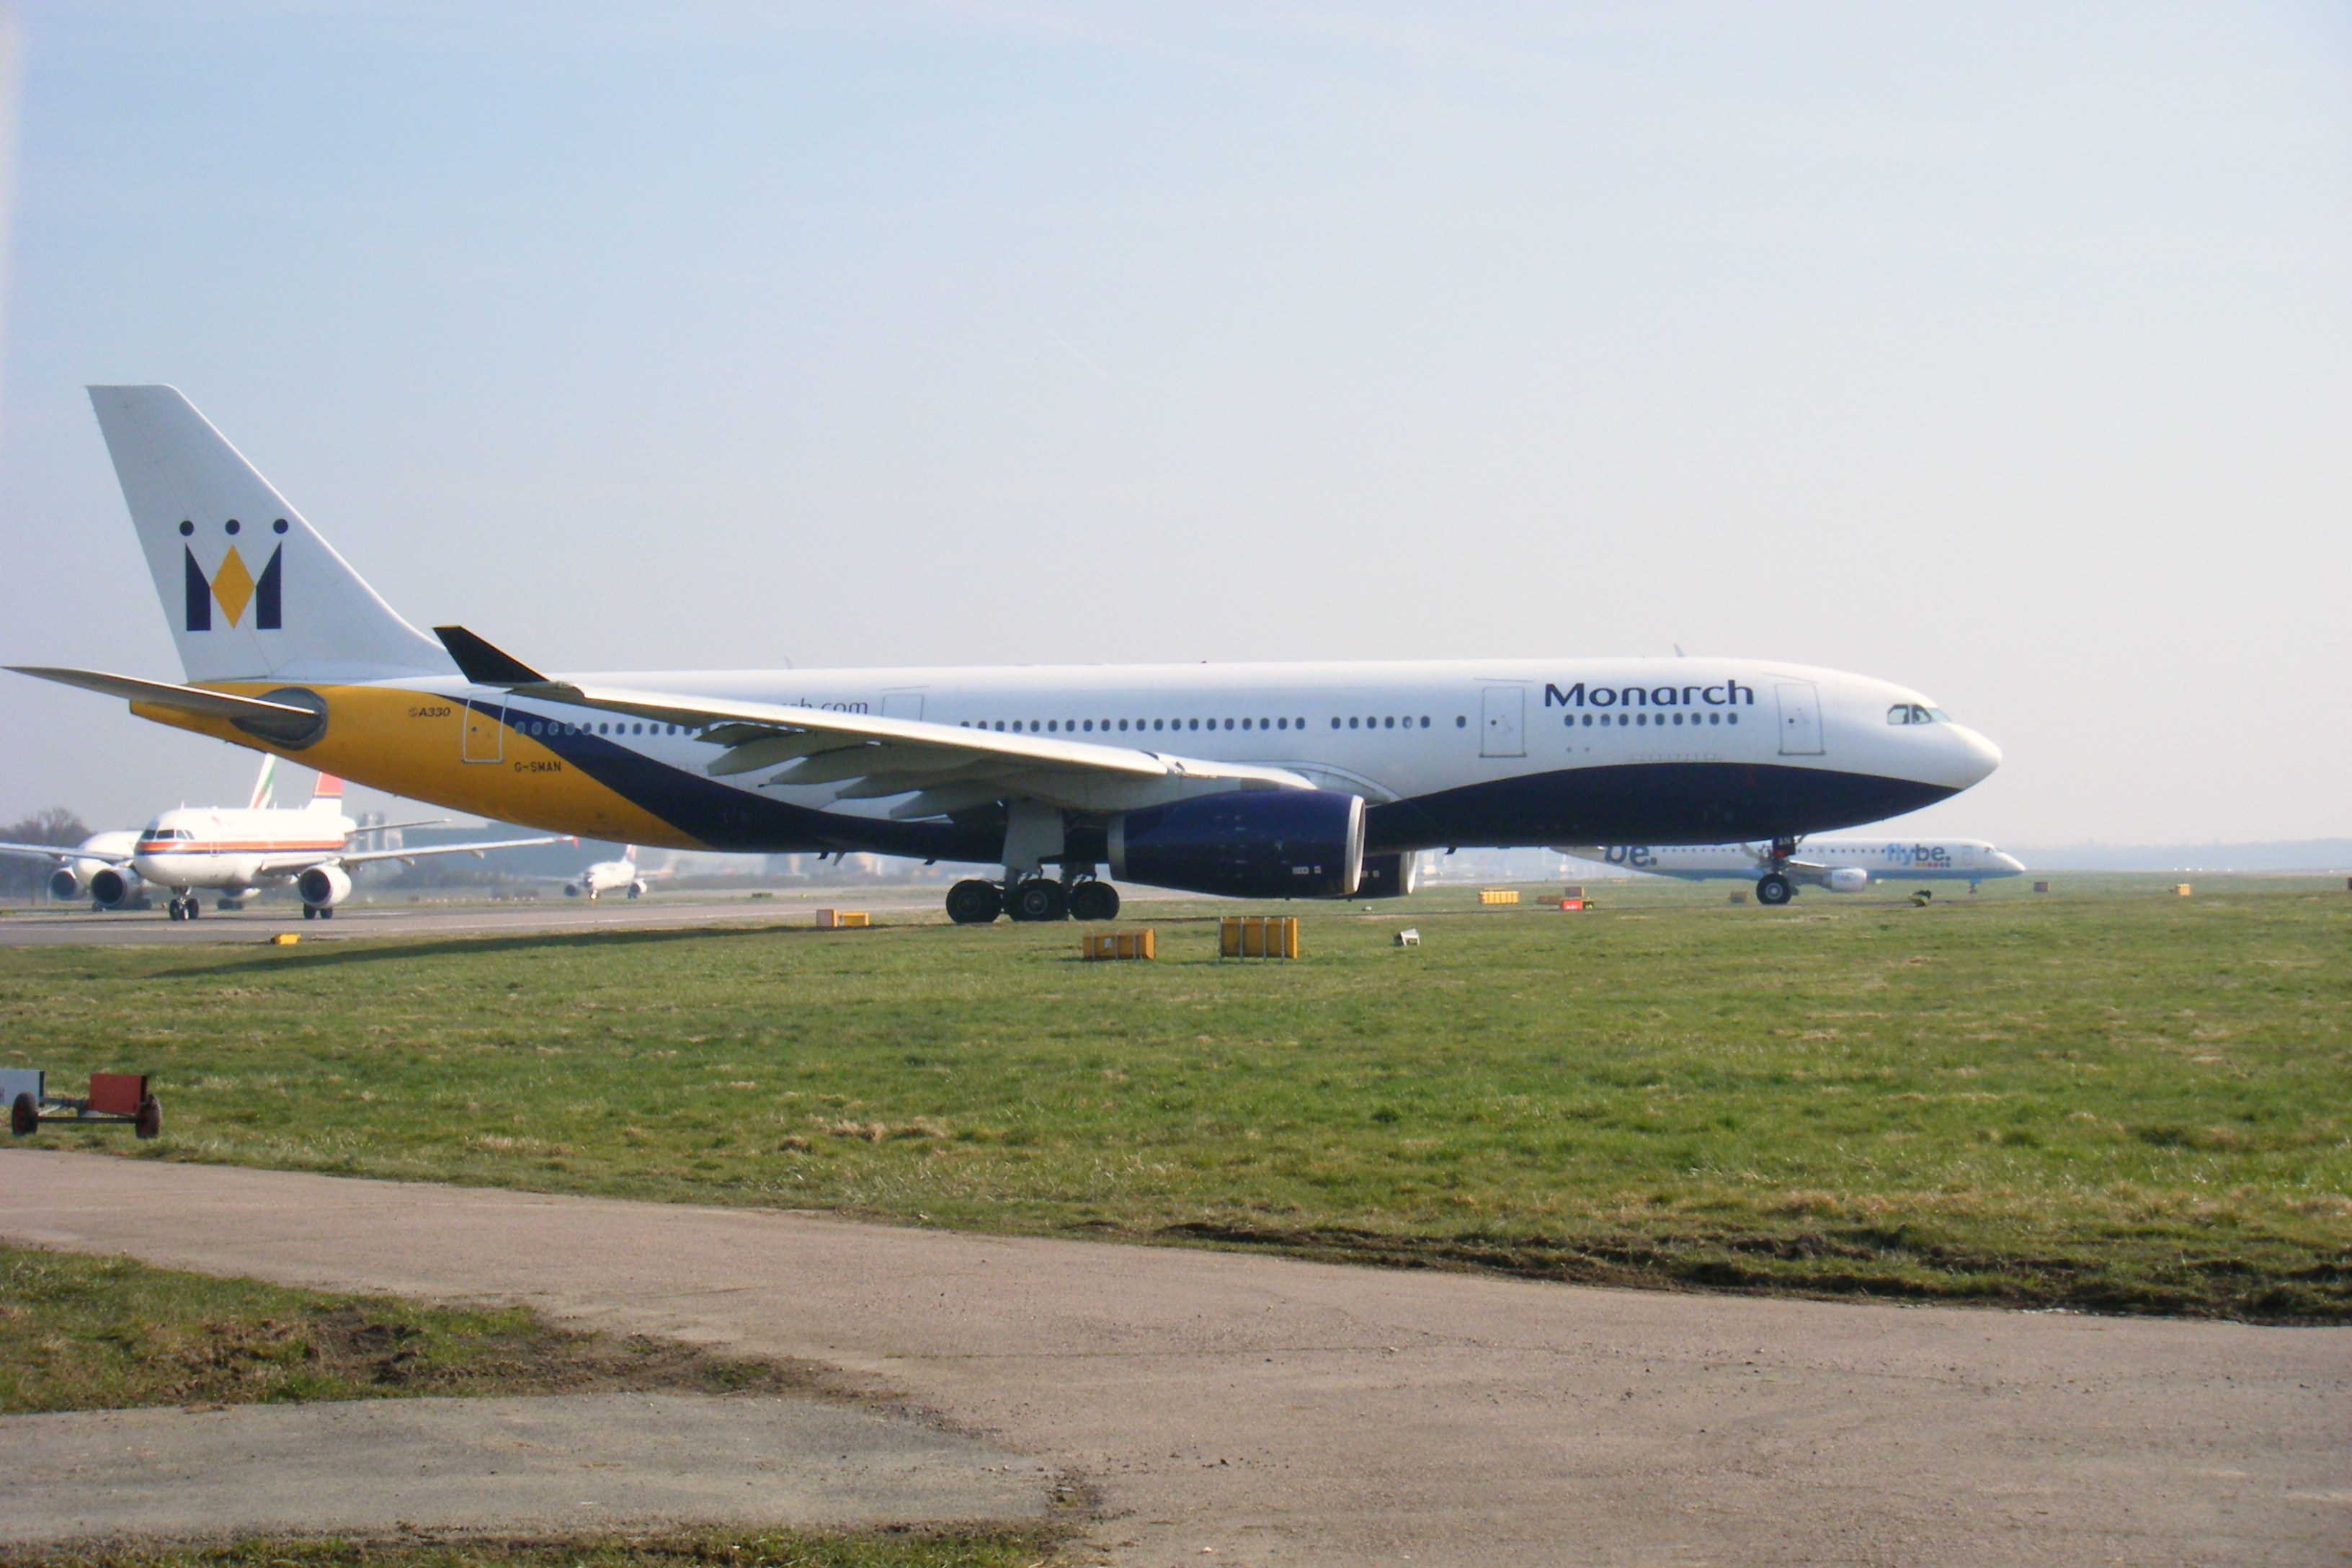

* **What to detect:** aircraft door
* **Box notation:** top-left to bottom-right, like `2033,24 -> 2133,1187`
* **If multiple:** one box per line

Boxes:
1775,682 -> 1824,756
461,699 -> 505,763
881,691 -> 925,723
1480,686 -> 1525,758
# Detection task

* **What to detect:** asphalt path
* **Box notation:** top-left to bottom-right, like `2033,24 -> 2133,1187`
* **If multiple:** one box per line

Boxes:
0,888 -> 1185,946
8,1152 -> 2345,1567
0,1393 -> 1056,1546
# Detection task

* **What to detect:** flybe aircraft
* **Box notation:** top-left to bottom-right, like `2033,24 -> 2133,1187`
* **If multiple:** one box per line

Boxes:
1564,839 -> 2027,901
12,387 -> 2001,925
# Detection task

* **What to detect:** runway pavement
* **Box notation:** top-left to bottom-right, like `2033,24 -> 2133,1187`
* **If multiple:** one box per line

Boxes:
8,1151 -> 2346,1567
0,1393 -> 1057,1546
0,887 -> 1182,946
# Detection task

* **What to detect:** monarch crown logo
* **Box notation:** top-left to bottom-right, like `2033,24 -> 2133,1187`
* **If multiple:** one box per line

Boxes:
182,520 -> 282,631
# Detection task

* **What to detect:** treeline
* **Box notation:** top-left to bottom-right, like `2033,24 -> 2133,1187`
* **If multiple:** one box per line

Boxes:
0,811 -> 89,900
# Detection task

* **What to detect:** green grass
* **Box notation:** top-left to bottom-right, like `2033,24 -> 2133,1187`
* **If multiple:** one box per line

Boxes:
0,1531 -> 1060,1568
3,878 -> 2346,1320
0,1244 -> 817,1414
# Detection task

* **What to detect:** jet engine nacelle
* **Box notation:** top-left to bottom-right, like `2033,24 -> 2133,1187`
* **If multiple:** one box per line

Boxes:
1350,850 -> 1422,899
296,864 -> 353,909
48,865 -> 89,901
1108,788 -> 1364,899
88,866 -> 147,909
1826,866 -> 1869,893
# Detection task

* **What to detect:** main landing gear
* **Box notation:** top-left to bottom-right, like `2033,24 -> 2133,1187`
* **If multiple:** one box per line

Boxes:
301,904 -> 335,920
945,873 -> 1121,925
1755,837 -> 1799,906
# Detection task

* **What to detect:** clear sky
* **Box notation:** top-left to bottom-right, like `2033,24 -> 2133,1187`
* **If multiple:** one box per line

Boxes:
1,3 -> 2346,844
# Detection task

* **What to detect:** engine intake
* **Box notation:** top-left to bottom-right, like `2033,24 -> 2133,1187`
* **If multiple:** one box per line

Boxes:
88,867 -> 145,909
1108,789 -> 1363,899
296,864 -> 353,909
48,866 -> 85,901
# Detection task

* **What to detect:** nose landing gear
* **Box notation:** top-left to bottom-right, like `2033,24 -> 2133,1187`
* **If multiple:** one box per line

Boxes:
1755,837 -> 1799,906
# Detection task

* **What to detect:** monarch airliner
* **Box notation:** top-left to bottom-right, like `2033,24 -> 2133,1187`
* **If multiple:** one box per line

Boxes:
12,387 -> 2001,923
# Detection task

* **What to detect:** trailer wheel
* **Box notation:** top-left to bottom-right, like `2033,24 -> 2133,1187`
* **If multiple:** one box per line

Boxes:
135,1094 -> 161,1141
10,1092 -> 37,1137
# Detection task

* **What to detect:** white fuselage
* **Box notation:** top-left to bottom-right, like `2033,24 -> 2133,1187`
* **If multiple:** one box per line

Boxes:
425,656 -> 2000,858
131,807 -> 354,894
569,859 -> 645,899
1581,838 -> 2027,887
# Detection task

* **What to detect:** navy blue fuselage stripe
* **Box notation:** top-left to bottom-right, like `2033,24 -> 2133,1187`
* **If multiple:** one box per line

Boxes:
496,709 -> 1956,862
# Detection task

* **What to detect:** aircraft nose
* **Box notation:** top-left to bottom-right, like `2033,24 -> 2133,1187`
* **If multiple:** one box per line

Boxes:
1997,852 -> 2027,872
1947,723 -> 2001,788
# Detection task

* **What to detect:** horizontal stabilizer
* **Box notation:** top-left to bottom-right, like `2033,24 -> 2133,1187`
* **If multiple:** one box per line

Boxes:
9,666 -> 320,723
432,626 -> 549,687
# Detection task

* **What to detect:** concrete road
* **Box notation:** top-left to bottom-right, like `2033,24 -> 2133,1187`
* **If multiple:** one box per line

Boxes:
0,886 -> 1199,946
6,1151 -> 2346,1567
0,1392 -> 1056,1546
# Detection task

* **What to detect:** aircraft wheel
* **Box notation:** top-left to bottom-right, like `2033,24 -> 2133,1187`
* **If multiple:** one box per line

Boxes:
1756,873 -> 1794,906
1068,880 -> 1121,922
318,906 -> 334,920
1009,878 -> 1068,922
302,905 -> 316,920
166,899 -> 185,922
185,898 -> 200,918
11,1092 -> 37,1137
945,878 -> 1003,925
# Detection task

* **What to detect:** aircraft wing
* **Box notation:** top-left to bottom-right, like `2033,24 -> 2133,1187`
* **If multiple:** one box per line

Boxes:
242,835 -> 573,876
0,841 -> 130,864
433,627 -> 1316,816
328,834 -> 576,870
8,667 -> 321,724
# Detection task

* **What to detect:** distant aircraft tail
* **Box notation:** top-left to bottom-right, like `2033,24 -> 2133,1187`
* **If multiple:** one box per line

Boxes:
86,386 -> 454,685
307,773 -> 345,811
247,753 -> 278,811
623,845 -> 637,864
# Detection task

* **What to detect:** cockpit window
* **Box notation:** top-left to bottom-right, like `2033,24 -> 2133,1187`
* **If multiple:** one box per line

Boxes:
1925,707 -> 1950,722
1889,703 -> 1942,725
1886,703 -> 1911,725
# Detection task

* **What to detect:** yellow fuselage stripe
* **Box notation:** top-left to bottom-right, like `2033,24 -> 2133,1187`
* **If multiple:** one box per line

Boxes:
133,685 -> 710,850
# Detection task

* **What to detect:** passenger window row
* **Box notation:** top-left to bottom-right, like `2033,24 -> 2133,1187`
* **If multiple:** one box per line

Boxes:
960,716 -> 1310,735
520,719 -> 690,738
1565,712 -> 1740,729
954,714 -> 1456,736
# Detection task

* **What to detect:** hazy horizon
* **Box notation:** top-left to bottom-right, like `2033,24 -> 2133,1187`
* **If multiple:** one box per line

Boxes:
1,4 -> 2345,844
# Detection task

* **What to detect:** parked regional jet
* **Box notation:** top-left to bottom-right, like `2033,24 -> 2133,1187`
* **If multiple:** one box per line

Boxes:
566,845 -> 660,901
14,387 -> 2001,924
1564,839 -> 2027,902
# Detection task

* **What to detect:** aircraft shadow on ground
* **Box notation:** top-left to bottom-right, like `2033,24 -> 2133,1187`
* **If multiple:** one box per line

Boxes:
153,922 -> 808,976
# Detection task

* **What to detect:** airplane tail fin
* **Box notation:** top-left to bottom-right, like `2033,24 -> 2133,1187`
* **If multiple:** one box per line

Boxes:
86,386 -> 454,685
247,753 -> 278,811
307,773 -> 345,811
623,845 -> 637,864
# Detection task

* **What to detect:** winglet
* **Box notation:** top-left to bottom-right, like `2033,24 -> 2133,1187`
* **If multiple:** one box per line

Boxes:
432,626 -> 548,687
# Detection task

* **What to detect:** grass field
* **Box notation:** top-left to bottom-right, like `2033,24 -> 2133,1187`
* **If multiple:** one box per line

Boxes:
0,1244 -> 818,1415
4,877 -> 2345,1320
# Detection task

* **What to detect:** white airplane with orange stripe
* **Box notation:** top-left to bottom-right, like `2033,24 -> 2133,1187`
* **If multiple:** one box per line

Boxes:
12,770 -> 566,922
